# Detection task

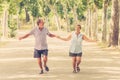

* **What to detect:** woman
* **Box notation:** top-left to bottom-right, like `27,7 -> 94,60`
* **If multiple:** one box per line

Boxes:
56,24 -> 96,73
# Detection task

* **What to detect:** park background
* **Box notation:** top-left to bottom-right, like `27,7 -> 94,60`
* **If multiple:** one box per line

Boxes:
0,0 -> 120,80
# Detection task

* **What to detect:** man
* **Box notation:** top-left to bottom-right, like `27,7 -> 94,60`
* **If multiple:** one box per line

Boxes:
19,19 -> 56,74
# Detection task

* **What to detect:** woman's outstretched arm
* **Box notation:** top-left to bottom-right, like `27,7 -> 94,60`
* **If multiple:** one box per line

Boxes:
82,35 -> 97,42
56,34 -> 72,41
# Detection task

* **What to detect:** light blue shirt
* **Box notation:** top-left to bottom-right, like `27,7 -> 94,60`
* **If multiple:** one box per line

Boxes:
69,32 -> 83,53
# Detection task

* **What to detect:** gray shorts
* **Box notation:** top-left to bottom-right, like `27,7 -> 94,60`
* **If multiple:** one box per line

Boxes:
69,52 -> 82,57
34,49 -> 48,58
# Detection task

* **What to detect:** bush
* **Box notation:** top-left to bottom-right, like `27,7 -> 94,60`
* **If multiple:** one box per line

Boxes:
8,19 -> 17,38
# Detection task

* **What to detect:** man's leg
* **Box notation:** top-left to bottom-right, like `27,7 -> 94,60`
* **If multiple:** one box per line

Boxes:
72,56 -> 77,73
43,49 -> 49,71
37,58 -> 43,74
43,55 -> 47,67
43,55 -> 49,71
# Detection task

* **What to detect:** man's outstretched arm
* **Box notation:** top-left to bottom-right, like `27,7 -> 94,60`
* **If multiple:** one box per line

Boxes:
19,33 -> 30,40
48,33 -> 56,38
56,34 -> 72,41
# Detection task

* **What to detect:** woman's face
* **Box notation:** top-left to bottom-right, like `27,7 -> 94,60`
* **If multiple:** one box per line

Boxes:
75,26 -> 81,32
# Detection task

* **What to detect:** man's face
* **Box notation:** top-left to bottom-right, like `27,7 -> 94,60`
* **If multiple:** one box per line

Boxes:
39,20 -> 44,28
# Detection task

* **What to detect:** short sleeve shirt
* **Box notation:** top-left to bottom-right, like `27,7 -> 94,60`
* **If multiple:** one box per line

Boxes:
29,27 -> 50,50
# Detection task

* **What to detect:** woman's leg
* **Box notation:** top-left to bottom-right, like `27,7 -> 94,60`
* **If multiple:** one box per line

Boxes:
76,56 -> 81,72
72,56 -> 77,72
76,56 -> 81,67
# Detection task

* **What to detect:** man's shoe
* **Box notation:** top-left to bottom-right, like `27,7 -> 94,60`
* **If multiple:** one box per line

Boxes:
77,67 -> 80,72
45,66 -> 49,71
39,70 -> 44,74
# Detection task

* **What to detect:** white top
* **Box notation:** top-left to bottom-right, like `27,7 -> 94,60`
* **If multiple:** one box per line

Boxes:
29,27 -> 50,50
69,32 -> 83,53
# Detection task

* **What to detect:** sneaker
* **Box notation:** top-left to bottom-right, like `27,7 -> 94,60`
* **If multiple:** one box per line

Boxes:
39,70 -> 43,74
76,67 -> 80,72
45,66 -> 49,71
73,70 -> 77,73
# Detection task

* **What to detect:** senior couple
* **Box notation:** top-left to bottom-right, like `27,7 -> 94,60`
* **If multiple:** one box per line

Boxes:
19,19 -> 96,74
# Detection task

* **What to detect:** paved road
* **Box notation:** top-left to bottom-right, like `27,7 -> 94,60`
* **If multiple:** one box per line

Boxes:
0,32 -> 120,80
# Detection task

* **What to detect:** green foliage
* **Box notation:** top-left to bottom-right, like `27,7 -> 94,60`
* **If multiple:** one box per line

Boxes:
69,17 -> 73,25
49,0 -> 56,5
19,0 -> 40,18
94,0 -> 103,9
31,6 -> 40,18
43,5 -> 51,16
70,25 -> 75,31
66,3 -> 71,13
8,18 -> 17,38
0,30 -> 2,38
19,1 -> 24,14
0,0 -> 3,15
76,1 -> 87,21
68,0 -> 74,8
56,1 -> 64,18
81,0 -> 88,11
107,7 -> 111,19
0,5 -> 3,15
8,2 -> 17,15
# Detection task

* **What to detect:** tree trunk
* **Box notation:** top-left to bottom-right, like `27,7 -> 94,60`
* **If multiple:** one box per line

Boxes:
88,8 -> 92,37
111,0 -> 119,47
93,8 -> 98,40
17,13 -> 20,29
54,7 -> 61,31
119,0 -> 120,45
32,16 -> 36,28
102,0 -> 108,42
2,9 -> 8,38
85,9 -> 89,36
45,16 -> 49,28
63,4 -> 70,32
73,5 -> 78,28
25,8 -> 30,22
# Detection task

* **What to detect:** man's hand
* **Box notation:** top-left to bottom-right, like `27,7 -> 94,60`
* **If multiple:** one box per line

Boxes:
49,34 -> 56,37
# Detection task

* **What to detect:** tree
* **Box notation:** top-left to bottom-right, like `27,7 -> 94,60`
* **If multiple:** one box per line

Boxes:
111,0 -> 119,47
47,0 -> 61,30
102,0 -> 109,42
38,0 -> 51,27
19,0 -> 30,22
1,0 -> 8,38
8,0 -> 19,37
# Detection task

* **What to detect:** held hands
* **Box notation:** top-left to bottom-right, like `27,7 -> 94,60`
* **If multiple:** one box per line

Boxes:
18,37 -> 23,40
55,35 -> 61,39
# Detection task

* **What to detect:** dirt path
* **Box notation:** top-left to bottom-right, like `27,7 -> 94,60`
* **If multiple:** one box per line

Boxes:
0,31 -> 120,80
